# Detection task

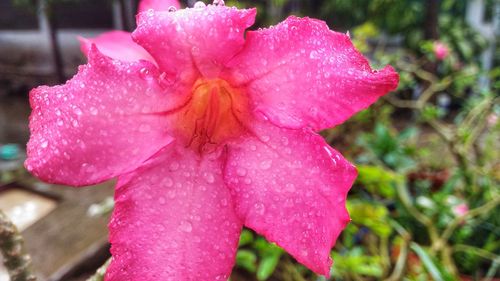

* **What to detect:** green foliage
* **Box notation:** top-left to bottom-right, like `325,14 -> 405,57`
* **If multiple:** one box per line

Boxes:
331,247 -> 384,278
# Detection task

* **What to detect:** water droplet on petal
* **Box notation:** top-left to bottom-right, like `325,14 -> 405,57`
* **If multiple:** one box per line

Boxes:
139,124 -> 151,132
41,140 -> 48,148
204,172 -> 215,183
213,0 -> 225,5
168,6 -> 177,12
73,106 -> 83,116
146,8 -> 155,16
260,160 -> 272,170
169,162 -> 179,171
163,177 -> 173,187
139,67 -> 150,79
178,220 -> 193,233
89,107 -> 98,115
236,168 -> 247,177
254,202 -> 265,214
309,50 -> 319,59
194,1 -> 206,8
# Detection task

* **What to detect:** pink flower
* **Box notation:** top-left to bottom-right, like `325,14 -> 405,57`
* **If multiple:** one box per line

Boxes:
433,41 -> 450,60
25,2 -> 398,280
452,203 -> 469,217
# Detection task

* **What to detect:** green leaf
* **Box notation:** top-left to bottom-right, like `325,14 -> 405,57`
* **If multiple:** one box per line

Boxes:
347,200 -> 392,238
238,229 -> 254,247
256,252 -> 282,280
236,250 -> 257,273
410,242 -> 454,281
356,165 -> 404,198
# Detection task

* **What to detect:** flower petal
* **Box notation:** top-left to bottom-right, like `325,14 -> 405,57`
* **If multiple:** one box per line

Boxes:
133,5 -> 256,78
25,46 -> 174,186
227,16 -> 399,131
79,31 -> 156,63
138,0 -> 181,13
224,117 -> 356,275
106,143 -> 242,281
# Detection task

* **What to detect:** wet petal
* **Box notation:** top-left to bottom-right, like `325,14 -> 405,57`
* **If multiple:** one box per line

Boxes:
79,31 -> 156,63
106,143 -> 242,281
133,5 -> 256,78
25,46 -> 173,186
138,0 -> 181,13
224,117 -> 356,275
227,16 -> 399,131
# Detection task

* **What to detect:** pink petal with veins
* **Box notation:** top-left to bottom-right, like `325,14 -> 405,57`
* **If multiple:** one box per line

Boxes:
25,46 -> 173,186
107,143 -> 242,281
79,31 -> 156,63
138,0 -> 181,13
227,16 -> 399,131
225,116 -> 356,275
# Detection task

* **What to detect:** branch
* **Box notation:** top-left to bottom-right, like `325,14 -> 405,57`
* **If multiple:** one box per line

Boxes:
86,258 -> 111,281
441,195 -> 500,243
0,210 -> 37,281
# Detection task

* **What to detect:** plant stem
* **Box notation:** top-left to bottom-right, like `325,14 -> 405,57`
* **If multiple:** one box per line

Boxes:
0,210 -> 37,281
440,195 -> 500,243
86,258 -> 111,281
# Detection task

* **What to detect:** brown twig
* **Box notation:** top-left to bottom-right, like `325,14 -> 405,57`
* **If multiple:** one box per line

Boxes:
0,210 -> 37,281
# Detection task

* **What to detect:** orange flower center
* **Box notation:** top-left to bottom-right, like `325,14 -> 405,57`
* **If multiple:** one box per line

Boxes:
174,78 -> 248,153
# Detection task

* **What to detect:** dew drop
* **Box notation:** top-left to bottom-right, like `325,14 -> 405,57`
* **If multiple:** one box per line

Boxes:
169,162 -> 179,171
178,220 -> 193,233
89,107 -> 98,115
259,160 -> 272,170
236,168 -> 247,177
73,107 -> 83,116
146,8 -> 154,16
254,202 -> 265,214
213,0 -> 225,6
41,140 -> 48,148
163,177 -> 174,187
204,172 -> 215,183
309,50 -> 319,59
194,1 -> 206,8
139,67 -> 150,78
139,124 -> 151,132
285,183 -> 296,192
168,6 -> 177,12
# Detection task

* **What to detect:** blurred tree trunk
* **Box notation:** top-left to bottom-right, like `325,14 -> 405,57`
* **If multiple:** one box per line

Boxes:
424,0 -> 439,40
39,0 -> 65,83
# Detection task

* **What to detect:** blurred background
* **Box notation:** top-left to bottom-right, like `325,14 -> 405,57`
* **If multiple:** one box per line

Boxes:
0,0 -> 499,280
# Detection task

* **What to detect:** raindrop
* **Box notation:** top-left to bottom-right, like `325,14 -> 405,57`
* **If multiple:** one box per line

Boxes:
89,107 -> 98,115
146,8 -> 155,16
194,1 -> 206,8
254,202 -> 265,214
168,6 -> 177,12
285,183 -> 296,192
41,140 -> 48,148
204,172 -> 215,183
139,67 -> 150,79
309,50 -> 319,59
139,124 -> 151,132
236,168 -> 247,177
213,0 -> 225,5
178,220 -> 193,233
73,106 -> 83,116
169,162 -> 179,171
260,160 -> 272,170
163,177 -> 174,187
